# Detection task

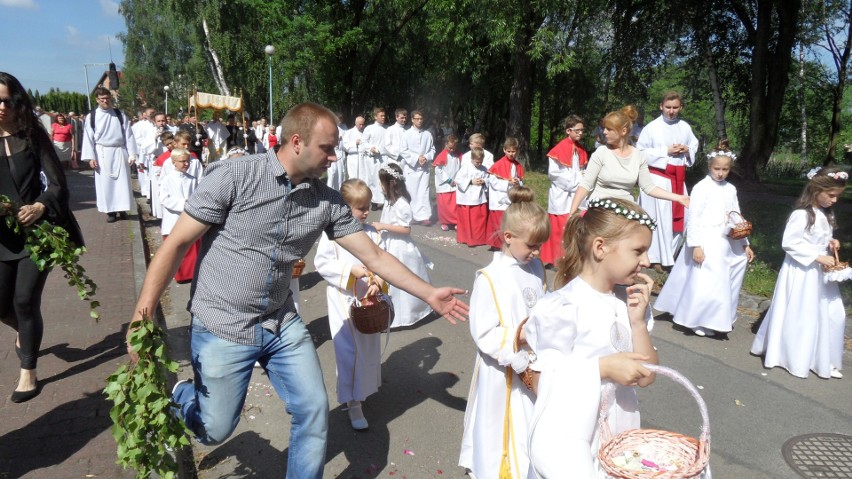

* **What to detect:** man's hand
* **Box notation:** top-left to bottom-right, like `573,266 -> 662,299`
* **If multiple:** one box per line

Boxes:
89,159 -> 99,171
424,286 -> 469,324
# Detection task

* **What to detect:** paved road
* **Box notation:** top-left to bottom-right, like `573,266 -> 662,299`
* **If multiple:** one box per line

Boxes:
0,169 -> 137,478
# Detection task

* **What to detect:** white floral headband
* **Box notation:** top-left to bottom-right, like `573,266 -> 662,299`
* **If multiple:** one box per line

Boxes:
380,165 -> 404,180
706,150 -> 737,162
587,198 -> 657,231
807,166 -> 849,181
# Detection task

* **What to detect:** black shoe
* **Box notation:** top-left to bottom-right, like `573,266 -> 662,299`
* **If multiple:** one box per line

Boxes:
106,213 -> 117,223
371,204 -> 382,211
11,382 -> 41,403
118,212 -> 128,220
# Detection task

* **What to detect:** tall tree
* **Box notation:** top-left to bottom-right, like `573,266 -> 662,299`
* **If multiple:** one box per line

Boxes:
818,0 -> 852,164
734,0 -> 802,179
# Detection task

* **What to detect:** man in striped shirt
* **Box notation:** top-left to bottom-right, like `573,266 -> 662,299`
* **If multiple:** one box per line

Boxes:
128,102 -> 468,479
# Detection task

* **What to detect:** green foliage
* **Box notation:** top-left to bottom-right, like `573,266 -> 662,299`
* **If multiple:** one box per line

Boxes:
104,316 -> 190,479
28,89 -> 88,114
0,196 -> 99,320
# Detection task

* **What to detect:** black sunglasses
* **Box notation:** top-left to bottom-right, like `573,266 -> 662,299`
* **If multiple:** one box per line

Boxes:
0,98 -> 15,106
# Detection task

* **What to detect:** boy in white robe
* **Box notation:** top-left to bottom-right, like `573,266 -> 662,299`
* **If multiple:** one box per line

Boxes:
82,88 -> 138,222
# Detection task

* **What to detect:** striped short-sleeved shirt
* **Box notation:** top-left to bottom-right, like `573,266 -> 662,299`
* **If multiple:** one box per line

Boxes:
185,150 -> 362,345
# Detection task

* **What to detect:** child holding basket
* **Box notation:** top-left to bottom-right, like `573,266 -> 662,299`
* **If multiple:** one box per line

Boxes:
751,166 -> 848,379
459,186 -> 550,479
522,198 -> 659,478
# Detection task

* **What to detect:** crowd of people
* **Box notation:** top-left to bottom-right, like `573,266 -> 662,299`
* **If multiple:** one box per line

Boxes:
1,68 -> 847,478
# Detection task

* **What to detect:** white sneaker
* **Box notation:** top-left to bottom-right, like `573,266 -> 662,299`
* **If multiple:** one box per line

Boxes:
831,368 -> 843,379
347,401 -> 368,430
693,327 -> 715,337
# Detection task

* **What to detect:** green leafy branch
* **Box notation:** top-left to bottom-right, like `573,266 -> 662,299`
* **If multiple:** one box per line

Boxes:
104,313 -> 191,479
0,195 -> 99,319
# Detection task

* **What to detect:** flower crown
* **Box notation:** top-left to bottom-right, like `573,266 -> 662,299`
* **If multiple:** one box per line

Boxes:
807,166 -> 849,181
706,150 -> 737,162
587,198 -> 657,231
380,165 -> 404,180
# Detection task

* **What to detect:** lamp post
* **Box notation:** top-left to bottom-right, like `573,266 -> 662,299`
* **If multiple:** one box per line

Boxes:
265,44 -> 275,124
163,85 -> 170,115
82,62 -> 111,111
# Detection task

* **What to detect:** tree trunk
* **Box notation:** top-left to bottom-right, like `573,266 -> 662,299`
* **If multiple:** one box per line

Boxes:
824,0 -> 852,165
738,0 -> 801,180
703,36 -> 727,140
201,17 -> 230,96
506,1 -> 542,169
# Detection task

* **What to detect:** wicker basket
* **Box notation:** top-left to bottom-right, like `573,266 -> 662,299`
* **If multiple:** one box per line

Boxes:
822,249 -> 849,273
598,364 -> 710,479
726,211 -> 752,240
513,318 -> 535,390
349,275 -> 394,334
292,259 -> 306,278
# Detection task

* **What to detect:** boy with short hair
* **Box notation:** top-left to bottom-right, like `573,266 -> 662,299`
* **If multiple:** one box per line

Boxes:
485,137 -> 524,249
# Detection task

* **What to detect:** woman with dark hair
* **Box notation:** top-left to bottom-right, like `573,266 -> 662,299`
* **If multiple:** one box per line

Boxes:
0,72 -> 83,402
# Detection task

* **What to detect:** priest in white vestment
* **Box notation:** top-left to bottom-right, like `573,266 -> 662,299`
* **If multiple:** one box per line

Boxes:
342,116 -> 366,182
205,116 -> 229,163
131,108 -> 156,198
636,92 -> 698,267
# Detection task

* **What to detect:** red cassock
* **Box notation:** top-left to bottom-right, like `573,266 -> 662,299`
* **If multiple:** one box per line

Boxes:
540,138 -> 587,265
456,204 -> 488,246
486,156 -> 525,248
163,235 -> 202,283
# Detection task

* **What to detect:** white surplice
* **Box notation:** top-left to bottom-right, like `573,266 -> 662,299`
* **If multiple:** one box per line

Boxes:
547,153 -> 583,215
205,121 -> 229,163
455,161 -> 488,206
326,125 -> 347,191
379,198 -> 433,327
750,208 -> 846,378
132,120 -> 156,198
636,115 -> 698,265
342,126 -> 365,182
361,122 -> 387,204
462,149 -> 494,169
655,176 -> 749,333
459,253 -> 545,479
159,159 -> 203,235
314,226 -> 383,403
383,122 -> 407,165
524,277 -> 641,479
401,126 -> 435,222
82,107 -> 138,213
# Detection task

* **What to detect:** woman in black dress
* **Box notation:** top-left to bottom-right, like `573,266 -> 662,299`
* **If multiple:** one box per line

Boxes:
0,72 -> 82,403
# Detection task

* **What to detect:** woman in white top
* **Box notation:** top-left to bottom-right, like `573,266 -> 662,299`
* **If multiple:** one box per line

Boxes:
569,106 -> 689,216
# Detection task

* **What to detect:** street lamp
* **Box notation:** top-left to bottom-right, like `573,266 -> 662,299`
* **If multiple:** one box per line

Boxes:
265,44 -> 275,123
163,85 -> 170,115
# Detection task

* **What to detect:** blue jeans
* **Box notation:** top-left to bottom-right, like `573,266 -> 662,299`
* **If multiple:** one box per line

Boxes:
173,315 -> 328,479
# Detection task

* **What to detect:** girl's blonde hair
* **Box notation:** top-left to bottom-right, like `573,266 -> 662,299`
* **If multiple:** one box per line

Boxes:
796,166 -> 848,231
340,178 -> 372,207
500,186 -> 549,245
554,198 -> 651,289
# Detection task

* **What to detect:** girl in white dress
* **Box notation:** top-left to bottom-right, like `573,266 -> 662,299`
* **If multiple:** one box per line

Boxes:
751,167 -> 848,379
459,187 -> 550,479
314,179 -> 386,430
522,198 -> 659,478
373,163 -> 433,328
655,141 -> 755,336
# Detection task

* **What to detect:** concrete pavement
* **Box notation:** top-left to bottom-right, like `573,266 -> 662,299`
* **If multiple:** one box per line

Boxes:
0,169 -> 139,478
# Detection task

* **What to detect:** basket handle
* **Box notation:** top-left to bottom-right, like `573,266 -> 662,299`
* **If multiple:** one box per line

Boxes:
726,210 -> 745,223
350,271 -> 381,301
599,364 -> 711,452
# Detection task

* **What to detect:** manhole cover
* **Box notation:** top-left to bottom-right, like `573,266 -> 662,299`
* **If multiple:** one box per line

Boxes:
783,434 -> 852,478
